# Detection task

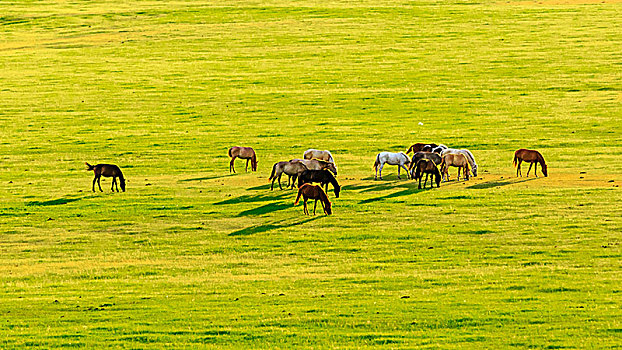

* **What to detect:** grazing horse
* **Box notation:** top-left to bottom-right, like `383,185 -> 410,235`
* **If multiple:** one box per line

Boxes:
374,152 -> 411,180
303,149 -> 335,164
440,153 -> 470,182
228,146 -> 257,173
294,184 -> 332,215
290,159 -> 337,175
413,159 -> 441,189
297,169 -> 341,198
408,152 -> 442,178
269,161 -> 308,190
441,148 -> 478,176
86,163 -> 125,192
513,149 -> 548,177
406,143 -> 432,154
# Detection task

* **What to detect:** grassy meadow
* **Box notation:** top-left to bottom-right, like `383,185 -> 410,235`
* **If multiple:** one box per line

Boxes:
1,0 -> 621,348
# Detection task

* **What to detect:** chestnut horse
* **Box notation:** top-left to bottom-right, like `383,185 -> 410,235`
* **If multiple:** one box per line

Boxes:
513,149 -> 548,177
228,146 -> 257,173
413,159 -> 441,189
86,163 -> 125,192
294,184 -> 332,215
440,153 -> 470,182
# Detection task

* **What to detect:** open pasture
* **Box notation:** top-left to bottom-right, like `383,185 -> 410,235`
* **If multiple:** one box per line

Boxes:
0,0 -> 621,348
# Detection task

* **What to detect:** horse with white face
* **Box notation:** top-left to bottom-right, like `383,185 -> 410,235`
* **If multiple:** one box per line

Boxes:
441,148 -> 478,176
374,152 -> 411,180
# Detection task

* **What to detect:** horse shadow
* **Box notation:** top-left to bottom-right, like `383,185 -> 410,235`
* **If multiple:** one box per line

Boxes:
466,177 -> 537,189
342,181 -> 428,204
179,173 -> 236,182
229,216 -> 321,237
26,195 -> 85,206
236,201 -> 292,216
215,191 -> 290,205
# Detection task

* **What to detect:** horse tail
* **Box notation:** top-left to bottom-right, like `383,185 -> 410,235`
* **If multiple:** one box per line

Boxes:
228,147 -> 233,157
513,152 -> 518,167
373,154 -> 380,171
269,163 -> 277,181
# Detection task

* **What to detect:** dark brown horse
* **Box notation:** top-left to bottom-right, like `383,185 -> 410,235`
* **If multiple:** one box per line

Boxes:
513,149 -> 548,177
294,184 -> 332,215
86,163 -> 125,192
408,151 -> 442,177
228,146 -> 257,173
413,159 -> 441,189
297,169 -> 340,198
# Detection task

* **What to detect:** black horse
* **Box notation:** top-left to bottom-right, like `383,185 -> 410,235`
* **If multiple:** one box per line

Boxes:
297,170 -> 340,198
86,163 -> 126,192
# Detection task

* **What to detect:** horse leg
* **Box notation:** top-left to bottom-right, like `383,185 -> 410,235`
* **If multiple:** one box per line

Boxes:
111,177 -> 117,192
303,199 -> 309,215
517,160 -> 522,177
378,163 -> 384,180
397,165 -> 401,180
400,164 -> 410,180
313,200 -> 318,215
245,159 -> 249,172
230,156 -> 236,173
92,176 -> 97,192
278,174 -> 283,190
526,163 -> 533,177
534,162 -> 538,177
97,177 -> 103,192
418,174 -> 423,189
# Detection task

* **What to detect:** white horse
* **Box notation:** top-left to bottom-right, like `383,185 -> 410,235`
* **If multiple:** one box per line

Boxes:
374,152 -> 411,180
304,149 -> 335,164
441,148 -> 478,176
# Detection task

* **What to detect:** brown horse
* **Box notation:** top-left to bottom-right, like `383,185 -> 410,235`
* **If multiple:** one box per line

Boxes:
228,146 -> 257,173
406,143 -> 437,154
413,159 -> 441,189
294,184 -> 332,215
513,149 -> 548,177
440,153 -> 470,182
290,159 -> 337,175
86,163 -> 125,192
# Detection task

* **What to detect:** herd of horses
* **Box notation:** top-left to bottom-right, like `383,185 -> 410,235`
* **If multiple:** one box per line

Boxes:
84,145 -> 548,216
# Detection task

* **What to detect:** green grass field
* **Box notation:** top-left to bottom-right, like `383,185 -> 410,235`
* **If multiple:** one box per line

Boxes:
1,0 -> 621,348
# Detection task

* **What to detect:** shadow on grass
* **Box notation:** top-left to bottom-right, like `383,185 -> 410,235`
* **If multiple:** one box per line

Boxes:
179,173 -> 236,182
237,202 -> 291,216
466,177 -> 537,189
26,196 -> 84,206
215,191 -> 290,205
229,216 -> 321,237
343,180 -> 434,204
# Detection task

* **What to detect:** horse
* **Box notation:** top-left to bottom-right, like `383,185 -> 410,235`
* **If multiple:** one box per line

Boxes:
297,169 -> 341,198
413,158 -> 441,189
431,144 -> 448,154
228,146 -> 257,173
406,143 -> 431,154
440,153 -> 470,182
294,184 -> 332,215
86,163 -> 125,192
408,152 -> 442,178
374,152 -> 411,180
269,161 -> 308,190
441,148 -> 478,176
513,149 -> 548,177
290,159 -> 337,175
303,149 -> 335,164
